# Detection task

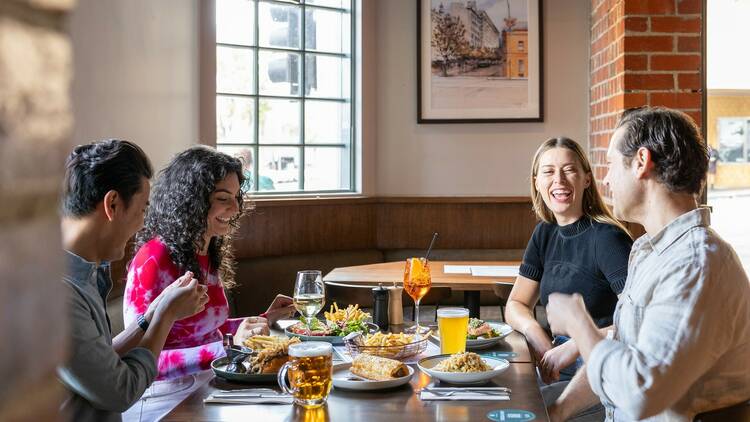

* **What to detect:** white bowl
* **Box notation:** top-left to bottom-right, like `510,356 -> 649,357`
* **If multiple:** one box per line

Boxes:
417,355 -> 510,385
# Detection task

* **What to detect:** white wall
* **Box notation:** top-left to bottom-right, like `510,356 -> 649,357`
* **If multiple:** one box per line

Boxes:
374,0 -> 590,196
69,0 -> 199,172
708,0 -> 750,90
68,0 -> 590,196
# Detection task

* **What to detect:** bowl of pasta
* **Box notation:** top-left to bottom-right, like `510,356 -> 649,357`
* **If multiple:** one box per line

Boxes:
417,352 -> 509,385
344,331 -> 430,360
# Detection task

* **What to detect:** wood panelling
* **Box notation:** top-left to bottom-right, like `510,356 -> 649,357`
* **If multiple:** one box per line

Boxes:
233,197 -> 536,258
234,199 -> 378,258
376,199 -> 535,250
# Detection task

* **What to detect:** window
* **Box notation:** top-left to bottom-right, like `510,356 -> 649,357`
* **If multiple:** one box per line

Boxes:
718,118 -> 750,163
517,40 -> 524,51
215,0 -> 355,194
518,59 -> 525,77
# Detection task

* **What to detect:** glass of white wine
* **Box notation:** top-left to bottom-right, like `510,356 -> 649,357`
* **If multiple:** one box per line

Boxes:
293,270 -> 325,335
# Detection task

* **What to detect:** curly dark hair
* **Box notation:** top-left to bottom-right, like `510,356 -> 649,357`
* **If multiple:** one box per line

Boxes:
135,146 -> 246,288
616,106 -> 708,195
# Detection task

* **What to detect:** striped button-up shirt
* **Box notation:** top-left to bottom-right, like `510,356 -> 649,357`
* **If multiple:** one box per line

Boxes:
587,208 -> 750,421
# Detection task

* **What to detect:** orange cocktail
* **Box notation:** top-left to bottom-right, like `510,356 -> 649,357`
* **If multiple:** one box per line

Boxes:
403,257 -> 432,334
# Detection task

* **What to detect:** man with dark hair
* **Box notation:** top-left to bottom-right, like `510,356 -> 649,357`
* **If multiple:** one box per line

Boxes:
545,107 -> 750,421
58,139 -> 210,421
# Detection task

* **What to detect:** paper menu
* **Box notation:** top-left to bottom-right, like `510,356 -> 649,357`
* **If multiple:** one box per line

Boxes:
469,266 -> 519,277
443,265 -> 519,277
443,265 -> 472,274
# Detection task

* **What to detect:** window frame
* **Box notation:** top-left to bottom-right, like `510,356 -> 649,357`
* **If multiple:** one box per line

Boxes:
206,0 -> 358,196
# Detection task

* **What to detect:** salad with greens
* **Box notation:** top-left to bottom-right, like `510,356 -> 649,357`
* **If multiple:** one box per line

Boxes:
289,303 -> 371,337
467,318 -> 501,340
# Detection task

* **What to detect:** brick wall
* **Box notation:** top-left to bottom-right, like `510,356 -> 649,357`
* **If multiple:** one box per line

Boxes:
589,0 -> 704,196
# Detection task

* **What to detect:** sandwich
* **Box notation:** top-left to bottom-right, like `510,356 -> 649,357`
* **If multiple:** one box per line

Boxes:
350,354 -> 409,381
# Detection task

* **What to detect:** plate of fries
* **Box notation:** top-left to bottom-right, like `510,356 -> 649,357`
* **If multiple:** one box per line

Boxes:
344,331 -> 431,360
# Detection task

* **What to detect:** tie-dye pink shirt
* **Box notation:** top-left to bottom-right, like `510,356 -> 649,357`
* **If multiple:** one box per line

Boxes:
124,238 -> 243,380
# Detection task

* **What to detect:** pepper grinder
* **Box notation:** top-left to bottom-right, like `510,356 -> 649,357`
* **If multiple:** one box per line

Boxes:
387,285 -> 404,326
372,284 -> 389,330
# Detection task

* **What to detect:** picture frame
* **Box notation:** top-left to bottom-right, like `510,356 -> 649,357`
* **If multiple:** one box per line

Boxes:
417,0 -> 543,123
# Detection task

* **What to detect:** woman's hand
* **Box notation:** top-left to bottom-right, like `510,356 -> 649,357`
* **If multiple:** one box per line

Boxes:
540,340 -> 580,384
233,317 -> 270,345
263,294 -> 296,326
525,325 -> 553,364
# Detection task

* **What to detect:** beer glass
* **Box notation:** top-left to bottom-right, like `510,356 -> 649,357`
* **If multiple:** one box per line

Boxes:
437,308 -> 469,354
277,341 -> 333,408
403,257 -> 432,334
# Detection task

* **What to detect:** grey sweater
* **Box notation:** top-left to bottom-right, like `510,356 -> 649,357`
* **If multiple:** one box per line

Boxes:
58,251 -> 157,422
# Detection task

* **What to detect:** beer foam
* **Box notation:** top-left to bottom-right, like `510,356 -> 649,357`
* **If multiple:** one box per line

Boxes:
437,308 -> 469,318
288,341 -> 333,357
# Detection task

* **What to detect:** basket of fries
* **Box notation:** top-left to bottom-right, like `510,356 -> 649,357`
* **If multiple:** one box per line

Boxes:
344,331 -> 430,360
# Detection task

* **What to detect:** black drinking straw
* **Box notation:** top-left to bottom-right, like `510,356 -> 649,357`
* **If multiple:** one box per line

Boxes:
424,232 -> 439,261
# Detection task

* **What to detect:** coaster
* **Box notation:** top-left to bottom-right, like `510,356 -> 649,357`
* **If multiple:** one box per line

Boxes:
481,351 -> 518,359
487,409 -> 536,421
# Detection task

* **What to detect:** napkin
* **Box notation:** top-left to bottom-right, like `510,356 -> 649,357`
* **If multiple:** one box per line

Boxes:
419,391 -> 510,401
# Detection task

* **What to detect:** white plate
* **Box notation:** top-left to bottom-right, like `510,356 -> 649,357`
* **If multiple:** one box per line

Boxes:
417,355 -> 510,385
331,362 -> 415,391
431,322 -> 514,350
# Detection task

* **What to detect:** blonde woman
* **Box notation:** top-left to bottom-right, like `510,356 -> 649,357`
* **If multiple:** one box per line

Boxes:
505,137 -> 632,388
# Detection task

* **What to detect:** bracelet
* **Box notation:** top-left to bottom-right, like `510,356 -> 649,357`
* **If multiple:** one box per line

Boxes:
137,313 -> 150,332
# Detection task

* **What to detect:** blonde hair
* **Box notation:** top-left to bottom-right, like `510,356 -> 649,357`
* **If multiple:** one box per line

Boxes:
530,137 -> 630,237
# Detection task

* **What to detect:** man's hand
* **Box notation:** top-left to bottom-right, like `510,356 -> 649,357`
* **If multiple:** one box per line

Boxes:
156,272 -> 209,322
233,317 -> 270,345
540,339 -> 580,384
263,294 -> 296,326
145,272 -> 194,321
546,293 -> 587,337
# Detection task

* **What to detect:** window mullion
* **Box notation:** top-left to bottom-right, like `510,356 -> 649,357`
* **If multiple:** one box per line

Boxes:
254,0 -> 260,192
299,3 -> 306,191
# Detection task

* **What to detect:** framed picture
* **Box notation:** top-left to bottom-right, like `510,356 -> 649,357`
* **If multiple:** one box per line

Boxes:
417,0 -> 543,123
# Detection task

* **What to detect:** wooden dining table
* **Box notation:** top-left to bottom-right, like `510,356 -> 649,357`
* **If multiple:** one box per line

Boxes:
323,261 -> 521,318
163,321 -> 548,422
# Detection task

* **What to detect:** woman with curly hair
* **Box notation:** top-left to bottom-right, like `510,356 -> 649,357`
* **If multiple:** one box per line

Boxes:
122,146 -> 294,383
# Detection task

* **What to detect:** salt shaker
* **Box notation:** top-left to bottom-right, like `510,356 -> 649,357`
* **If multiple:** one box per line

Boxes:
372,284 -> 389,330
388,286 -> 404,325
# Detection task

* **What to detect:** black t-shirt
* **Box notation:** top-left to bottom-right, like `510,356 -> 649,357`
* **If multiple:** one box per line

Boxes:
519,216 -> 632,328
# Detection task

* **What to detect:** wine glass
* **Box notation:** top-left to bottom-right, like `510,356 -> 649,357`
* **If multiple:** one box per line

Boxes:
293,270 -> 325,335
403,258 -> 432,335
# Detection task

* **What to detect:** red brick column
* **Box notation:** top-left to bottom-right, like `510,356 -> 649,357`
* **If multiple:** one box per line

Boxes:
589,0 -> 704,196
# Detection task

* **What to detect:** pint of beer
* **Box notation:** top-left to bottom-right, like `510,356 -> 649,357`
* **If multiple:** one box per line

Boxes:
437,308 -> 469,354
278,341 -> 333,408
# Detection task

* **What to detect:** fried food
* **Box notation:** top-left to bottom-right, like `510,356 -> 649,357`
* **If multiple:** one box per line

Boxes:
324,302 -> 370,324
433,352 -> 491,373
245,336 -> 301,374
362,331 -> 428,347
351,354 -> 409,381
243,335 -> 293,350
353,331 -> 431,359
